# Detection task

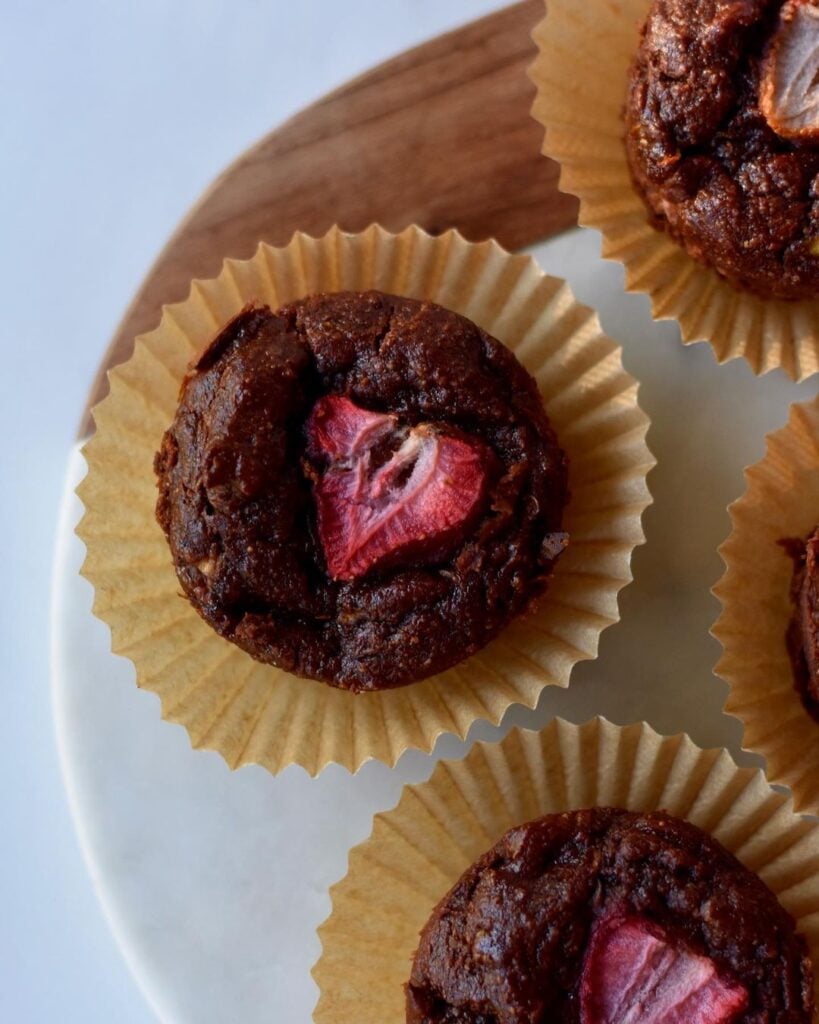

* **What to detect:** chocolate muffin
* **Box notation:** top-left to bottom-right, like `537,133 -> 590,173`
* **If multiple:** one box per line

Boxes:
626,0 -> 819,300
154,291 -> 569,693
407,808 -> 814,1023
784,525 -> 819,716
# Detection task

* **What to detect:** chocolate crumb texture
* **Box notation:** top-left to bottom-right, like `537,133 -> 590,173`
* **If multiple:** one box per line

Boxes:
154,291 -> 569,692
784,524 -> 819,716
626,0 -> 819,300
407,808 -> 814,1023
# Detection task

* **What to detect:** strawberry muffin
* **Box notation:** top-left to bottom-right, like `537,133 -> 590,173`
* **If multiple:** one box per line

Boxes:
154,291 -> 568,692
626,0 -> 819,300
407,808 -> 814,1023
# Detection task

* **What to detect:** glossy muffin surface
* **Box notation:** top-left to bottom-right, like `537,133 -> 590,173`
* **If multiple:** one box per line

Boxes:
155,291 -> 568,692
408,808 -> 814,1023
626,0 -> 819,300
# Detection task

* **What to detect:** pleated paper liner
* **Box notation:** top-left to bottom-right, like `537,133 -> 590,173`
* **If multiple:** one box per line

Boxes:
313,717 -> 819,1024
713,396 -> 819,815
529,0 -> 819,381
77,225 -> 653,776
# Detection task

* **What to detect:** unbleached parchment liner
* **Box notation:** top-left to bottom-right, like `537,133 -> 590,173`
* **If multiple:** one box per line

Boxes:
529,0 -> 819,381
78,225 -> 652,776
314,717 -> 819,1024
714,396 -> 819,815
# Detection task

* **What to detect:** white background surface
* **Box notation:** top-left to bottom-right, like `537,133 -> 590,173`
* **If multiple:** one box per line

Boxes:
2,2 -> 502,1020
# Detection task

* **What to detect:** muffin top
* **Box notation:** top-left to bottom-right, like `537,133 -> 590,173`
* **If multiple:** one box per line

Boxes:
784,525 -> 819,715
154,291 -> 568,692
626,0 -> 819,300
407,807 -> 814,1023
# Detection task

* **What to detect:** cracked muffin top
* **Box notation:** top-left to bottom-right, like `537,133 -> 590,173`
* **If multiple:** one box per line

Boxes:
626,0 -> 819,300
784,525 -> 819,717
407,807 -> 814,1024
154,290 -> 569,692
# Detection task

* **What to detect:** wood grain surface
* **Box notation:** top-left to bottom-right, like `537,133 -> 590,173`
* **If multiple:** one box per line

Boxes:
80,0 -> 577,437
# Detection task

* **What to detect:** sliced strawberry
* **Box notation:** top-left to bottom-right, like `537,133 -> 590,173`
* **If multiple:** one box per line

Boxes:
306,395 -> 398,463
760,0 -> 819,140
305,395 -> 488,580
580,915 -> 748,1024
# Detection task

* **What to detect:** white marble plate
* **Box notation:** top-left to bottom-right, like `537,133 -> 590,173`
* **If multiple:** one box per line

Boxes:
51,229 -> 818,1024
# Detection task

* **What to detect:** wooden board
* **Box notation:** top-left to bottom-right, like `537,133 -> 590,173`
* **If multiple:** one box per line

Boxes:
80,0 -> 578,438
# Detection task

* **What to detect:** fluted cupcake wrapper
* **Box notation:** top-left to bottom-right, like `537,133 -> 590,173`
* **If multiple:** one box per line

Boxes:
529,0 -> 819,381
713,396 -> 819,815
77,226 -> 653,775
313,717 -> 819,1024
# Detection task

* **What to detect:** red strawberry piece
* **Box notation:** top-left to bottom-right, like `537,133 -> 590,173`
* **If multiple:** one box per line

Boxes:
305,395 -> 488,580
580,914 -> 748,1024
